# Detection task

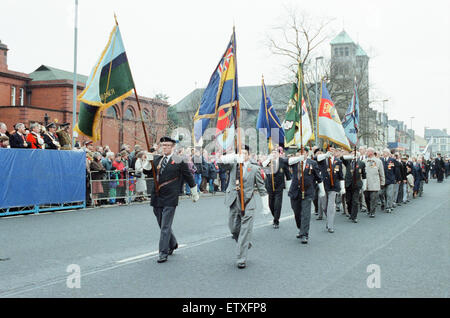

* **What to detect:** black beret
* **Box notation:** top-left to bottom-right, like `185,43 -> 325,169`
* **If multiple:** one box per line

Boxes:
60,122 -> 70,127
46,123 -> 57,129
160,136 -> 176,143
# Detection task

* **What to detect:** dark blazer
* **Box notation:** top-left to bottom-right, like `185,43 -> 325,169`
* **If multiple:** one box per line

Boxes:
43,132 -> 60,150
148,154 -> 196,207
341,158 -> 366,189
264,157 -> 291,193
288,158 -> 323,200
9,132 -> 31,148
380,157 -> 396,185
317,157 -> 344,192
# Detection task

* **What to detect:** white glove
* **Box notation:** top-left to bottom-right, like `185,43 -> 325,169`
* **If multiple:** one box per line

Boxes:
220,153 -> 237,164
288,155 -> 305,165
326,151 -> 333,158
146,154 -> 154,161
285,179 -> 292,190
261,195 -> 271,215
191,186 -> 199,202
343,154 -> 355,160
318,182 -> 326,198
236,153 -> 245,164
362,179 -> 367,192
262,158 -> 271,167
316,154 -> 327,162
340,180 -> 346,195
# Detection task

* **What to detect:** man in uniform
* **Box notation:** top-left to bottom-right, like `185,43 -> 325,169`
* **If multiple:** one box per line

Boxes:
43,123 -> 61,150
315,147 -> 345,233
261,147 -> 291,229
380,149 -> 396,213
287,146 -> 325,243
220,144 -> 270,269
363,148 -> 385,218
341,151 -> 367,223
143,136 -> 199,263
57,123 -> 72,150
435,153 -> 445,183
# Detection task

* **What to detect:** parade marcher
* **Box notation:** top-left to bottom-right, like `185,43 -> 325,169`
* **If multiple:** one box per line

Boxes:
400,155 -> 409,204
392,152 -> 403,207
315,147 -> 345,233
363,148 -> 385,218
143,136 -> 199,264
57,123 -> 72,150
261,147 -> 292,229
418,156 -> 427,197
434,153 -> 445,183
43,123 -> 61,150
288,146 -> 325,242
358,146 -> 368,212
341,151 -> 367,223
380,149 -> 396,213
9,123 -> 30,149
26,123 -> 45,149
220,144 -> 270,268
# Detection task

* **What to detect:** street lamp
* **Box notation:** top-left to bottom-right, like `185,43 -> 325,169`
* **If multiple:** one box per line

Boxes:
382,99 -> 388,147
314,56 -> 323,147
410,116 -> 415,156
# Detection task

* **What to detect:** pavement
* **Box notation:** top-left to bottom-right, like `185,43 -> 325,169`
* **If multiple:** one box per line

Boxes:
0,180 -> 449,298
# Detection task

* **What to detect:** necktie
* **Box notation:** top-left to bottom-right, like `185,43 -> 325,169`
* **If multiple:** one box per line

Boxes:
160,156 -> 168,173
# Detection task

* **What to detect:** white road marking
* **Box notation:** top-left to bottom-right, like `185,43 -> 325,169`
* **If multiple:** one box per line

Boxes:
116,244 -> 187,263
1,215 -> 24,219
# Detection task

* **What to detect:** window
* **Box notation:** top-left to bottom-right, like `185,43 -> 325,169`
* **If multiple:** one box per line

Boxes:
440,145 -> 446,151
339,47 -> 344,56
106,105 -> 118,119
433,137 -> 438,144
441,138 -> 446,144
11,86 -> 16,106
345,47 -> 349,56
143,109 -> 150,122
335,48 -> 339,56
124,106 -> 135,120
19,88 -> 24,106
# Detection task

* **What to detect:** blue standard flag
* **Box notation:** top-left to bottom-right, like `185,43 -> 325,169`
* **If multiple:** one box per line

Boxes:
193,30 -> 238,147
342,82 -> 359,146
256,77 -> 285,150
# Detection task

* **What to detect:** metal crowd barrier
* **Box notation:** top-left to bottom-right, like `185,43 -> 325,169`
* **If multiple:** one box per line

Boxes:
88,169 -> 155,207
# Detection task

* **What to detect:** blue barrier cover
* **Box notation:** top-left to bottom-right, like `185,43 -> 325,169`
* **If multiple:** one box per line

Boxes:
0,149 -> 86,208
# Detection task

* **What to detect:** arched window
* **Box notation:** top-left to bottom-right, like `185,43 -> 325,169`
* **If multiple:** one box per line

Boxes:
143,109 -> 150,122
106,105 -> 118,119
124,106 -> 135,120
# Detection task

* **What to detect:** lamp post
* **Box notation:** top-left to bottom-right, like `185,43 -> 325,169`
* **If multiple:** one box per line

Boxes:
44,113 -> 49,127
314,56 -> 323,146
382,99 -> 388,147
410,116 -> 415,156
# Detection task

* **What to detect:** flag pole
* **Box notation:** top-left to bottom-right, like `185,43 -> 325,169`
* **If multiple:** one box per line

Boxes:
262,75 -> 275,192
232,26 -> 245,215
115,15 -> 159,194
72,0 -> 78,148
298,60 -> 305,199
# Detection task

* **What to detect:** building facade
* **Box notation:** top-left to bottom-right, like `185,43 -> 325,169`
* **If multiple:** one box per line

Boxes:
0,40 -> 169,153
424,128 -> 450,156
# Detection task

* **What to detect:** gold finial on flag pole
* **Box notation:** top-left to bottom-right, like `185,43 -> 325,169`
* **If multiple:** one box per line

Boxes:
114,12 -> 118,25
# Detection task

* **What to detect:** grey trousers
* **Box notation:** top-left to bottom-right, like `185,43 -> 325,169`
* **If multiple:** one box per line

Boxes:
402,183 -> 408,202
319,191 -> 338,230
153,206 -> 178,258
385,184 -> 394,209
229,200 -> 255,264
393,183 -> 399,205
291,197 -> 312,238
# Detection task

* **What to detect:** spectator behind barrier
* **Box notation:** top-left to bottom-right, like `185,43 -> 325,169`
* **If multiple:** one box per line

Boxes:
10,123 -> 31,149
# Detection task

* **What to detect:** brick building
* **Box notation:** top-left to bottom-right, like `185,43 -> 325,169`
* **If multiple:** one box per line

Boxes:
0,40 -> 169,153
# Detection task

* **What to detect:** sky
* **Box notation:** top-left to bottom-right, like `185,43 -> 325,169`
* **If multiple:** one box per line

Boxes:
1,0 -> 449,137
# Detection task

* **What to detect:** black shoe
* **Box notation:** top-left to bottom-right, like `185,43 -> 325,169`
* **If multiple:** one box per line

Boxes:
296,233 -> 301,239
369,213 -> 375,218
168,243 -> 178,255
301,236 -> 308,244
157,256 -> 168,263
351,218 -> 358,223
381,205 -> 385,210
237,262 -> 246,269
316,216 -> 323,220
328,228 -> 334,233
273,223 -> 279,229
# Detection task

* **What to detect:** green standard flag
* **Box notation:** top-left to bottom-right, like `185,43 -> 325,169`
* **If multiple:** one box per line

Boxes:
282,64 -> 314,148
75,23 -> 135,141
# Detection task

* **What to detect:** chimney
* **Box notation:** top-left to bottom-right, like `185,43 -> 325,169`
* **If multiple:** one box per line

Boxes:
444,128 -> 448,135
0,40 -> 8,71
